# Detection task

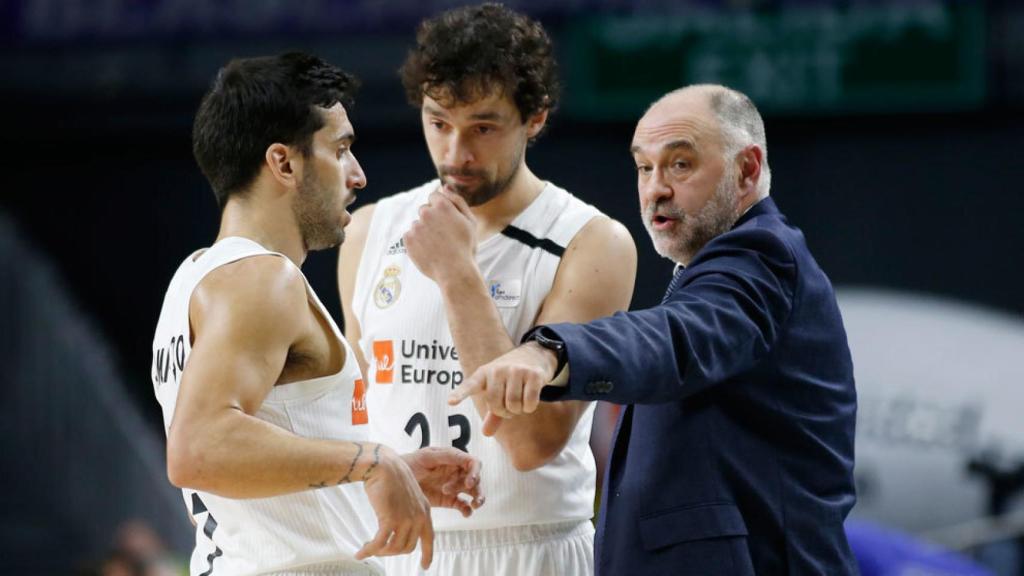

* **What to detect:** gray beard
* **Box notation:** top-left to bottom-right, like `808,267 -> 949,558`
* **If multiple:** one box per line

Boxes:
645,169 -> 741,265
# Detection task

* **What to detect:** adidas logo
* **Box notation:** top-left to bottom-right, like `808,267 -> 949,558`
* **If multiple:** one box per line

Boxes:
386,237 -> 406,256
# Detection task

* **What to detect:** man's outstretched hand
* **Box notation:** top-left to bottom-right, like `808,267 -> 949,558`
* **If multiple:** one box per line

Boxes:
448,341 -> 560,436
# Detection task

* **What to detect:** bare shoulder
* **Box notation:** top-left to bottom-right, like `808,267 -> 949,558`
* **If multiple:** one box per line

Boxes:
345,203 -> 377,250
191,255 -> 308,340
339,202 -> 377,291
563,215 -> 637,268
339,203 -> 376,274
539,216 -> 637,323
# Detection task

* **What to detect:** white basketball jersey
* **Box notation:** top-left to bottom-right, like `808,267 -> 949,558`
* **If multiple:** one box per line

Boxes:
352,181 -> 601,530
151,237 -> 382,576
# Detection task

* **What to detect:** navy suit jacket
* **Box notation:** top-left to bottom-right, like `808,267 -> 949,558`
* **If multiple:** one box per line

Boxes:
541,198 -> 858,575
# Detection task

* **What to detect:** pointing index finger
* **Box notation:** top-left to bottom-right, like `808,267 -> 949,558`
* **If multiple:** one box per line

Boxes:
448,371 -> 485,405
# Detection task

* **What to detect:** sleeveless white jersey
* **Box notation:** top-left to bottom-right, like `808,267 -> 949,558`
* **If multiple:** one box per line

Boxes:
151,237 -> 382,576
352,180 -> 601,531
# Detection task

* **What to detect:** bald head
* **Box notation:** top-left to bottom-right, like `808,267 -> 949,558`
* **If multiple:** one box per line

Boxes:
645,85 -> 718,118
643,85 -> 771,198
631,84 -> 771,265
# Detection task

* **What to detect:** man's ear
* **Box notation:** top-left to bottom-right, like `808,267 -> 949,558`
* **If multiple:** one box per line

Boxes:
737,144 -> 763,200
525,108 -> 549,140
265,143 -> 302,189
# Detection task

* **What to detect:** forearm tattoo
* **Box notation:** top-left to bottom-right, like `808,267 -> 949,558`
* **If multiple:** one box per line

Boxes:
308,442 -> 367,489
363,444 -> 382,480
338,442 -> 365,485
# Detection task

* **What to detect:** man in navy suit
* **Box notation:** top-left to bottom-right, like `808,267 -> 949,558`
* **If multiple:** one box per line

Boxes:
450,84 -> 859,574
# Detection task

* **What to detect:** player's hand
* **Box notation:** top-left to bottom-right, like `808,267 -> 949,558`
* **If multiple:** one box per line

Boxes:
448,342 -> 559,436
404,190 -> 477,285
402,447 -> 485,517
356,445 -> 436,570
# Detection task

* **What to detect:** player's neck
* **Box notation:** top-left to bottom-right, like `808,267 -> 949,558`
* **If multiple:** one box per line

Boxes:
470,164 -> 545,239
217,194 -> 308,266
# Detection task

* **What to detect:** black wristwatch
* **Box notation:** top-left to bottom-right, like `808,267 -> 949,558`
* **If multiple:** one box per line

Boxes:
528,327 -> 567,377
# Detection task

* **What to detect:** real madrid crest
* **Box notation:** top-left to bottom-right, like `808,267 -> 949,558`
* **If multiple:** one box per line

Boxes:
374,265 -> 402,309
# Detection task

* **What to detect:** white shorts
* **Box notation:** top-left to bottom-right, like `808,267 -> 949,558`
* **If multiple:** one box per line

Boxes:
269,559 -> 383,575
382,520 -> 594,576
272,565 -> 380,569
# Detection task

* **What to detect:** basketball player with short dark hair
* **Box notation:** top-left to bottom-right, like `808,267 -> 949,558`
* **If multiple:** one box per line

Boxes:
153,52 -> 482,576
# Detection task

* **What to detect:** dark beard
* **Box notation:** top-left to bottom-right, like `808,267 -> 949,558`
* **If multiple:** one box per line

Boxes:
438,144 -> 523,207
294,169 -> 344,251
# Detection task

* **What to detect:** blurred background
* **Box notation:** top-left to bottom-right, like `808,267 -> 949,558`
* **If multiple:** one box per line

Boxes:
2,0 -> 1022,574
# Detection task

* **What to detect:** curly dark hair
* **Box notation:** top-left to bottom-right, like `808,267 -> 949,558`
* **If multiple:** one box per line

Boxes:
400,3 -> 559,125
192,52 -> 360,207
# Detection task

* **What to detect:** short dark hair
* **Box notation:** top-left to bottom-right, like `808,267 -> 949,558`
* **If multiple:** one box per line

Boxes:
400,3 -> 559,125
192,52 -> 360,207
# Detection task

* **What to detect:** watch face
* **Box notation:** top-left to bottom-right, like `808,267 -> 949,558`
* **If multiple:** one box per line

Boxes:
536,331 -> 564,351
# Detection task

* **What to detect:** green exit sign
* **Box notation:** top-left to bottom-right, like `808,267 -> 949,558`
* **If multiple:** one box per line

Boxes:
563,3 -> 985,119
